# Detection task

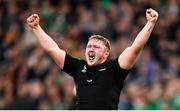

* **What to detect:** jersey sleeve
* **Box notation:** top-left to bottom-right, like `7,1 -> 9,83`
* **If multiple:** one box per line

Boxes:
62,53 -> 80,79
111,58 -> 130,81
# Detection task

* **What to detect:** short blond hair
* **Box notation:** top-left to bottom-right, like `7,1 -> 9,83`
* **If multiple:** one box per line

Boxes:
88,35 -> 111,51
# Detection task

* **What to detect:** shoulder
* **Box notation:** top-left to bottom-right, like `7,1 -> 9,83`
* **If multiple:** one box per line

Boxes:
62,53 -> 86,77
106,58 -> 130,80
107,58 -> 131,72
65,53 -> 86,65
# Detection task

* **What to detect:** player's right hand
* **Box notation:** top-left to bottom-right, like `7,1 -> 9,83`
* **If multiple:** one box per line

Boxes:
27,14 -> 40,29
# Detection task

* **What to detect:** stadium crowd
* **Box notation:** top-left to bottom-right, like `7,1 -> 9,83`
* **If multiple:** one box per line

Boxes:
0,0 -> 179,109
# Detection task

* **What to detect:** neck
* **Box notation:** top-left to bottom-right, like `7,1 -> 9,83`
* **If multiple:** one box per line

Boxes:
99,58 -> 107,64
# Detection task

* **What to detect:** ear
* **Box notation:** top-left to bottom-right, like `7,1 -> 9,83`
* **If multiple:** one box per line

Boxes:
104,51 -> 109,59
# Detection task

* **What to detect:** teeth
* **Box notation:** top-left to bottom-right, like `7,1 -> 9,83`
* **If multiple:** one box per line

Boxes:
89,56 -> 95,61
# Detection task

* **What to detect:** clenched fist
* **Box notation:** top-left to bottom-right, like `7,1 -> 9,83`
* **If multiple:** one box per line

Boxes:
27,14 -> 40,29
146,8 -> 159,23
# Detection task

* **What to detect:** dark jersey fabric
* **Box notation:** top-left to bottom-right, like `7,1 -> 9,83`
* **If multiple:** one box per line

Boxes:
62,53 -> 130,110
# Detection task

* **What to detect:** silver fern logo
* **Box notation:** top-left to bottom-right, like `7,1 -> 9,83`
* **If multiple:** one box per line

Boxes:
81,65 -> 87,73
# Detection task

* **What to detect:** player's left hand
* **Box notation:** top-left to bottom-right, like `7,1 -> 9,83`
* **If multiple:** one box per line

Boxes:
146,8 -> 159,23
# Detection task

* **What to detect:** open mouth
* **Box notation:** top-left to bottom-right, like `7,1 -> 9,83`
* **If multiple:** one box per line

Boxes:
89,55 -> 95,61
88,53 -> 95,61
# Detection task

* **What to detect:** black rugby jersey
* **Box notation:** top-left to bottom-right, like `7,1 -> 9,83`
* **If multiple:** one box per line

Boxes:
62,53 -> 130,110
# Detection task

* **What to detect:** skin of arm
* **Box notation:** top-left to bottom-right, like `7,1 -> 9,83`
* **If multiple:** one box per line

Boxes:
27,14 -> 65,69
118,8 -> 159,70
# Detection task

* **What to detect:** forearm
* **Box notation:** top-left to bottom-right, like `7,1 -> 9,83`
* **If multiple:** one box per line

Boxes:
32,25 -> 60,53
131,21 -> 155,53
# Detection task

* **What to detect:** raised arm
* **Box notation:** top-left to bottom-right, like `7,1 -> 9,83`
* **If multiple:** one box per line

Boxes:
118,8 -> 159,70
27,14 -> 65,69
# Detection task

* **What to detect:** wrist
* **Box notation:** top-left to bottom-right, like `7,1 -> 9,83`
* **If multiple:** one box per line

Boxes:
146,21 -> 156,26
32,25 -> 41,31
145,21 -> 156,32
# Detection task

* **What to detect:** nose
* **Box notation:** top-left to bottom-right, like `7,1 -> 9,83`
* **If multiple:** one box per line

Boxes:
89,46 -> 95,51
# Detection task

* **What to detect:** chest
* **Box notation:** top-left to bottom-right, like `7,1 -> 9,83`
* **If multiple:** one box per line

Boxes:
75,65 -> 114,87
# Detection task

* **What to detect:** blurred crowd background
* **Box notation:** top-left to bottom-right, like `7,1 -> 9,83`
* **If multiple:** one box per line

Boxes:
0,0 -> 180,110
